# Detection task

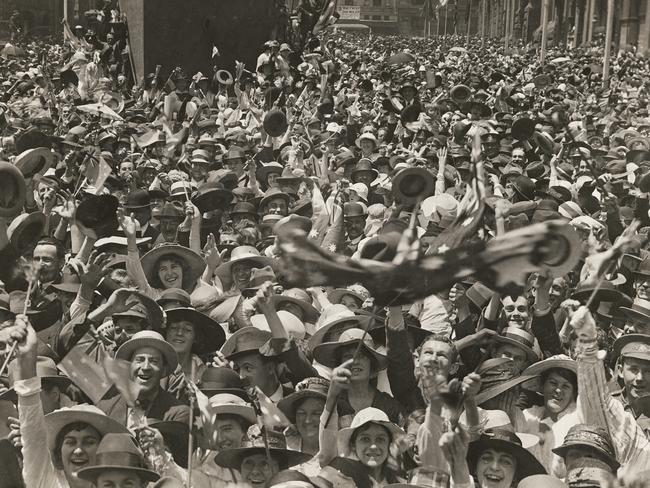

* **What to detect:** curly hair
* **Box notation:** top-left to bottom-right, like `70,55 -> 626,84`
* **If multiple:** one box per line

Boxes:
152,253 -> 193,290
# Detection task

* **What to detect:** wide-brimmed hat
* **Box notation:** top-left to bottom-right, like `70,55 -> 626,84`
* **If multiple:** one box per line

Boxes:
200,367 -> 249,399
619,297 -> 650,324
313,328 -> 387,370
552,424 -> 619,471
115,330 -> 178,374
77,433 -> 159,483
209,393 -> 256,424
214,245 -> 272,285
45,404 -> 130,454
220,326 -> 272,360
277,377 -> 330,423
475,358 -> 534,405
570,280 -> 622,304
242,266 -> 277,296
355,130 -> 379,147
522,354 -> 577,377
612,333 -> 650,362
7,211 -> 45,254
308,313 -> 372,350
257,161 -> 284,185
251,310 -> 307,340
14,147 -> 55,179
165,307 -> 226,354
271,288 -> 320,323
259,187 -> 291,210
191,182 -> 233,213
492,327 -> 540,364
327,288 -> 366,306
124,189 -> 151,209
230,201 -> 259,220
467,428 -> 546,480
215,425 -> 311,469
0,356 -> 71,403
337,407 -> 404,455
351,159 -> 379,180
140,243 -> 206,290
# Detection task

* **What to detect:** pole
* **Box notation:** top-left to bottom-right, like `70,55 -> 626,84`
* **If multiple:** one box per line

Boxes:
466,0 -> 471,48
603,0 -> 614,86
444,3 -> 448,42
504,0 -> 511,51
186,363 -> 196,488
63,0 -> 68,22
540,0 -> 549,64
481,0 -> 486,46
572,0 -> 580,48
586,0 -> 594,44
437,7 -> 441,36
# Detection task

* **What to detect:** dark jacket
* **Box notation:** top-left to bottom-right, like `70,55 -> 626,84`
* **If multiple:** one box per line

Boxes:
96,388 -> 190,425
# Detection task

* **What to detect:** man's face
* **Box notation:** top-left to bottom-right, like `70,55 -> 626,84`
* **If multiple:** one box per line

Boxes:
619,356 -> 650,400
624,318 -> 650,335
32,244 -> 61,282
483,141 -> 499,158
511,149 -> 525,165
231,262 -> 253,289
213,417 -> 247,451
418,339 -> 453,378
492,344 -> 528,373
119,161 -> 134,178
113,316 -> 146,339
264,197 -> 288,216
634,276 -> 650,301
60,427 -> 101,480
345,216 -> 365,240
129,346 -> 165,394
549,277 -> 568,309
502,296 -> 529,328
159,218 -> 180,242
96,470 -> 144,488
37,183 -> 56,204
240,453 -> 280,487
359,140 -> 375,154
564,446 -> 610,472
191,161 -> 209,181
41,384 -> 61,414
233,352 -> 277,393
353,171 -> 374,186
225,158 -> 245,177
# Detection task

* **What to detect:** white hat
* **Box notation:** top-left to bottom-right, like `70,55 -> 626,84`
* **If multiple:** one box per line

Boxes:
350,182 -> 369,202
250,310 -> 307,339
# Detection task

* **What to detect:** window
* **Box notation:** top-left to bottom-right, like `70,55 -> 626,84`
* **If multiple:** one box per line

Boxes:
373,0 -> 382,5
372,15 -> 381,20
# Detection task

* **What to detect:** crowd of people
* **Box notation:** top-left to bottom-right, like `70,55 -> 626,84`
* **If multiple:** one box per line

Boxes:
1,3 -> 650,488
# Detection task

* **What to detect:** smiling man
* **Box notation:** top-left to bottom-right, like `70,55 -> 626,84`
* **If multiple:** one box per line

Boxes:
96,330 -> 190,427
612,334 -> 650,422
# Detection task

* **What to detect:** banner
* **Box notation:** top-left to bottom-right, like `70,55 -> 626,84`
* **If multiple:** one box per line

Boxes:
339,6 -> 361,20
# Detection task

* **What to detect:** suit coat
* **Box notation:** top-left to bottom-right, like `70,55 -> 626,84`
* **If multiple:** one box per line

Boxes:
96,388 -> 190,425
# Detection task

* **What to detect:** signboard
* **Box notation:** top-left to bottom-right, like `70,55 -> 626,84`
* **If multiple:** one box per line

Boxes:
338,6 -> 361,20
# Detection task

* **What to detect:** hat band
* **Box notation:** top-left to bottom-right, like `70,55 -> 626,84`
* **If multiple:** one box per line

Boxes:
95,452 -> 144,468
503,331 -> 534,349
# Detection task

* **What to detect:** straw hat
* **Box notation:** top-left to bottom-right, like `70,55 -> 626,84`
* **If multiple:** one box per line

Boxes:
115,330 -> 178,374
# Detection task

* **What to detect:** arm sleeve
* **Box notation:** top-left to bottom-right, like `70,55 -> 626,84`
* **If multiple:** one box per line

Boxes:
126,248 -> 159,300
16,377 -> 62,488
317,406 -> 339,468
531,308 -> 563,357
386,326 -> 425,414
416,408 -> 447,468
577,344 -> 650,474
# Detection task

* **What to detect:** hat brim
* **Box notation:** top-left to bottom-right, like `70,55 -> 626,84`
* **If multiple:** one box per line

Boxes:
467,437 -> 546,479
115,336 -> 178,374
278,390 -> 328,423
308,315 -> 372,350
7,212 -> 46,252
215,255 -> 273,287
313,339 -> 387,370
571,286 -> 622,303
214,446 -> 311,470
14,147 -> 55,179
77,465 -> 160,483
523,358 -> 577,377
475,374 -> 535,405
165,308 -> 226,354
492,336 -> 539,364
259,192 -> 291,210
271,296 -> 320,324
552,441 -> 620,470
192,189 -> 233,213
338,419 -> 404,456
45,409 -> 130,454
210,403 -> 257,424
327,289 -> 365,307
619,307 -> 650,324
612,333 -> 650,361
140,245 -> 206,291
199,387 -> 250,401
220,326 -> 272,360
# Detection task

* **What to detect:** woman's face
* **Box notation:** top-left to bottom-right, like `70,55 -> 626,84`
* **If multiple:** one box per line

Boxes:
295,397 -> 325,442
166,320 -> 196,355
341,347 -> 372,382
231,262 -> 253,289
340,294 -> 361,311
476,448 -> 517,488
267,172 -> 280,188
360,139 -> 375,154
157,258 -> 184,289
60,426 -> 101,480
240,453 -> 280,487
354,423 -> 390,469
542,370 -> 574,415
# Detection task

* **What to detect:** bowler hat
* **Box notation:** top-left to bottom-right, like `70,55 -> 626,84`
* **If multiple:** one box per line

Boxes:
76,194 -> 119,239
124,189 -> 151,209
